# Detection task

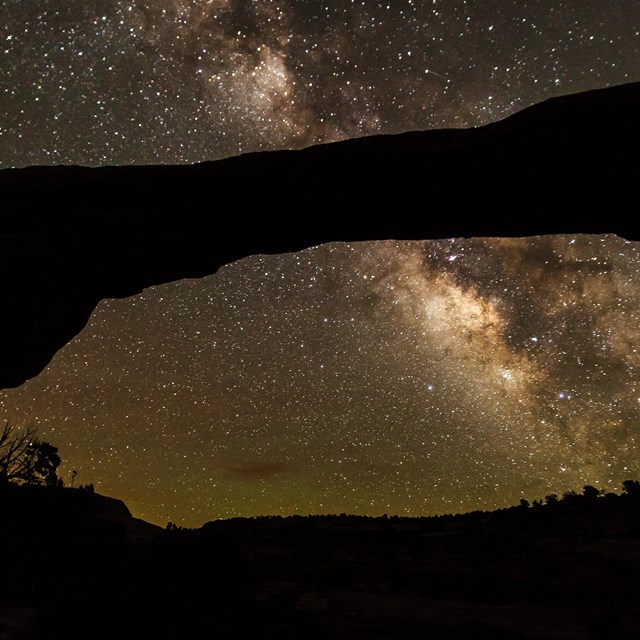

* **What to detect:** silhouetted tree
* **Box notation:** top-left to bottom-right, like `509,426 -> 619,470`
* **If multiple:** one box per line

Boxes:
583,485 -> 600,500
0,422 -> 60,486
544,494 -> 559,506
32,441 -> 61,486
519,498 -> 530,508
622,480 -> 640,497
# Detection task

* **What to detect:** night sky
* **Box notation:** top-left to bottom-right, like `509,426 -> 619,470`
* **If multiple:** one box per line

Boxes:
1,1 -> 639,167
1,3 -> 640,526
1,237 -> 639,527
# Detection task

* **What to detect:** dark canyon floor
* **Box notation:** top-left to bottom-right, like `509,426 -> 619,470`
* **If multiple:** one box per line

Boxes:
2,483 -> 640,639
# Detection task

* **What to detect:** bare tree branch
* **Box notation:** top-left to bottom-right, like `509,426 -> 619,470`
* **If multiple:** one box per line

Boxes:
0,424 -> 59,486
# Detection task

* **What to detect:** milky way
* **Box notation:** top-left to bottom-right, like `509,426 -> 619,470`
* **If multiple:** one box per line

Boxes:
1,1 -> 638,167
1,236 -> 639,527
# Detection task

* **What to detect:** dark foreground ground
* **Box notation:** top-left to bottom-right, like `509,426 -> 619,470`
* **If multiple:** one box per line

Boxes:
2,484 -> 640,639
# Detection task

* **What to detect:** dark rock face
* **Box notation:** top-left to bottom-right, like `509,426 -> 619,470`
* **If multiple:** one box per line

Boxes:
1,81 -> 640,389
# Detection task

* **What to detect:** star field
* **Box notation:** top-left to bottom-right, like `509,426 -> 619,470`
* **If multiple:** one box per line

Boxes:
1,1 -> 639,167
1,236 -> 639,527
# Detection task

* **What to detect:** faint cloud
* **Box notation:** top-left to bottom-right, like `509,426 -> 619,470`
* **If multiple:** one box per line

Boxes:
222,461 -> 291,480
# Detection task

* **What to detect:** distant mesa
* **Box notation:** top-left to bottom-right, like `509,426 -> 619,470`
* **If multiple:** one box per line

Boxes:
1,81 -> 640,389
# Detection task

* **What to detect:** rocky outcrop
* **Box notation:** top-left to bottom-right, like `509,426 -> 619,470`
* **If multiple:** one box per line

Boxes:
89,493 -> 162,544
1,81 -> 639,389
0,485 -> 161,544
